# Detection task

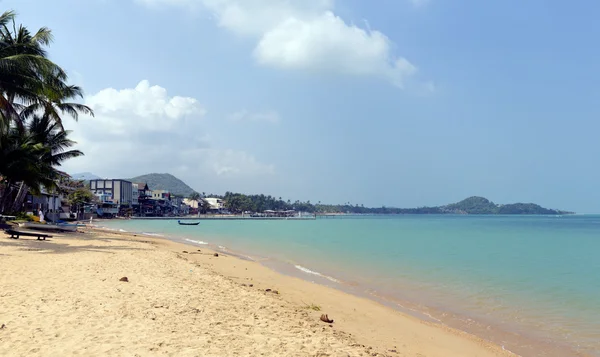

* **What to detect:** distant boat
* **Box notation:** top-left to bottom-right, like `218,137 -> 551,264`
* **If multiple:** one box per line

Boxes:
178,220 -> 200,226
19,222 -> 78,232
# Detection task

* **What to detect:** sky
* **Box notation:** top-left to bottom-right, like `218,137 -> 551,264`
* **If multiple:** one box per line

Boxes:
5,0 -> 600,212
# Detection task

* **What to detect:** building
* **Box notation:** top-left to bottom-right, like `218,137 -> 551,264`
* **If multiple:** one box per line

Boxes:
89,179 -> 133,205
183,198 -> 199,209
151,190 -> 170,200
205,197 -> 224,211
95,192 -> 113,203
132,183 -> 139,206
134,183 -> 156,217
136,183 -> 151,199
24,189 -> 63,215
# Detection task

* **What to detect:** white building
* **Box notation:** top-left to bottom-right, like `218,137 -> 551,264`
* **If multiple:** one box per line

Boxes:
151,190 -> 170,200
205,197 -> 224,211
183,198 -> 199,209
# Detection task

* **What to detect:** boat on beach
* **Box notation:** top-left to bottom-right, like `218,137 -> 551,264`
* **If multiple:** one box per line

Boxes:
177,220 -> 200,226
19,222 -> 79,232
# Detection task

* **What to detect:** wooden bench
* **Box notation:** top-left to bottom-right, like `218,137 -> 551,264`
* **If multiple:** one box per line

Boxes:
5,229 -> 52,240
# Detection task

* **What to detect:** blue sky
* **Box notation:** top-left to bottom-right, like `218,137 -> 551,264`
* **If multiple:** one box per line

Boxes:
6,0 -> 600,212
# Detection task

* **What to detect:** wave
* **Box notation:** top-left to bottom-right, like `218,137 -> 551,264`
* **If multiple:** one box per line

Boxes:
184,238 -> 209,245
100,226 -> 127,232
294,265 -> 340,283
141,232 -> 163,237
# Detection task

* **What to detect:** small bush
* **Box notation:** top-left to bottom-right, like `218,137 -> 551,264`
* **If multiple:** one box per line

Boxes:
15,212 -> 35,222
305,303 -> 321,311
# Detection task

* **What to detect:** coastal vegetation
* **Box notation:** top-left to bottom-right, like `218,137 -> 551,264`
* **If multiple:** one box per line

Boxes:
0,10 -> 90,214
217,193 -> 573,215
119,173 -> 572,215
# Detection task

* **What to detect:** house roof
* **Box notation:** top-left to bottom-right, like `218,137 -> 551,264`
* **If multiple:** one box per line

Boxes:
136,183 -> 149,190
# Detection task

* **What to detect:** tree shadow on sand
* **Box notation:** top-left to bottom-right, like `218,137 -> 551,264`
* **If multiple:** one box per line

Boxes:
0,234 -> 145,255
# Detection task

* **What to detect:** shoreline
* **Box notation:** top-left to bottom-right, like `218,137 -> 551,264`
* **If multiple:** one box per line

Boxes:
95,222 -> 593,357
196,240 -> 588,357
1,226 -> 518,357
92,227 -> 520,356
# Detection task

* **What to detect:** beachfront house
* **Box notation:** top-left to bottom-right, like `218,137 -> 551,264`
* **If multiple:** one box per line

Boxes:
24,189 -> 64,218
89,179 -> 133,205
20,172 -> 75,221
134,183 -> 157,217
205,197 -> 224,212
151,190 -> 170,200
168,196 -> 189,216
183,198 -> 198,209
136,183 -> 151,200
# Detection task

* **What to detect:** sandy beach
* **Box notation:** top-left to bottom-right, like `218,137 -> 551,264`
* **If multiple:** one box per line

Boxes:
0,228 -> 515,357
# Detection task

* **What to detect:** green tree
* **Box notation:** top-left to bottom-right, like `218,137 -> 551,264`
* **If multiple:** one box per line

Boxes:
0,11 -> 90,213
188,191 -> 201,214
67,186 -> 96,216
0,11 -> 85,130
8,114 -> 83,212
188,191 -> 200,203
198,198 -> 212,214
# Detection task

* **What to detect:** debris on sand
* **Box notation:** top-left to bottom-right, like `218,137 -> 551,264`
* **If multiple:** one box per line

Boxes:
119,277 -> 129,282
213,253 -> 219,257
320,314 -> 334,323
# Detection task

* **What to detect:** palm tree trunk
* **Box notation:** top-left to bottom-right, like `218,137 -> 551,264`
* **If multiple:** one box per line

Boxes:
0,183 -> 5,212
0,180 -> 15,214
10,182 -> 29,213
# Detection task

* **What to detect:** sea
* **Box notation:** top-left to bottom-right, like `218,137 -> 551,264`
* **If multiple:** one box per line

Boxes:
100,215 -> 600,357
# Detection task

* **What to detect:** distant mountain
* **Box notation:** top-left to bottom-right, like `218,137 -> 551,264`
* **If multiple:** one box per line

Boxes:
439,196 -> 572,215
71,172 -> 101,180
129,173 -> 196,197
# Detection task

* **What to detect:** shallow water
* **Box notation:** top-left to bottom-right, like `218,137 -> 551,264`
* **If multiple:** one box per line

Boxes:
102,215 -> 600,356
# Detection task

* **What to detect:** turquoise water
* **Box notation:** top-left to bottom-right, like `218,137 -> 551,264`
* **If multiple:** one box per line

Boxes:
101,215 -> 600,355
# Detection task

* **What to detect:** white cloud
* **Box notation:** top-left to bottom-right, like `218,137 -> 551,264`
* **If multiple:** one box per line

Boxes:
134,0 -> 420,87
86,80 -> 204,132
227,110 -> 280,124
63,80 -> 275,181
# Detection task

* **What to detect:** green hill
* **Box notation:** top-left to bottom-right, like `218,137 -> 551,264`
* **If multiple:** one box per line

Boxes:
440,196 -> 572,215
129,173 -> 196,197
443,196 -> 497,214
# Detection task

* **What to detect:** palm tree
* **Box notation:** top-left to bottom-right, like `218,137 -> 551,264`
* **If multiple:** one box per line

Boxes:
0,11 -> 57,129
188,191 -> 201,216
189,191 -> 201,203
0,11 -> 92,131
199,198 -> 212,214
8,114 -> 83,212
0,126 -> 43,212
0,11 -> 90,213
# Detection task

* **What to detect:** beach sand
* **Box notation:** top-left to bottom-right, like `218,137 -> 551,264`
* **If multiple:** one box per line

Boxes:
0,228 -> 514,357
